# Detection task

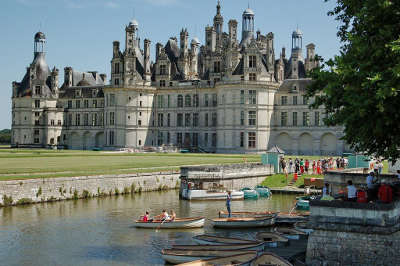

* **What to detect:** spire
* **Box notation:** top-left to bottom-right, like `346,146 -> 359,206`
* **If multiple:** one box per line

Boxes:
217,0 -> 221,15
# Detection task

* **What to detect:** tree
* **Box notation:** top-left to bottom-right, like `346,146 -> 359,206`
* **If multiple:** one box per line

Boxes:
307,0 -> 400,162
0,129 -> 11,144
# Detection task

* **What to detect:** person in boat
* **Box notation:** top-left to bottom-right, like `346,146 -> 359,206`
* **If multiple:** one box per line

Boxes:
160,210 -> 170,222
140,211 -> 153,222
346,180 -> 357,202
226,191 -> 232,218
169,210 -> 176,221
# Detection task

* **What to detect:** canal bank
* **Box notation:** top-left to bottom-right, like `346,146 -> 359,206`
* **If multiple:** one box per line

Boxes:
0,171 -> 181,206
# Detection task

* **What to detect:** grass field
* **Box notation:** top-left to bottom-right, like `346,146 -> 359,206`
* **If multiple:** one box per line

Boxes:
0,149 -> 263,180
261,173 -> 324,188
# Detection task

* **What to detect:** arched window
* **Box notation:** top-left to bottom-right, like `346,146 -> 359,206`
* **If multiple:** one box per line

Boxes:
185,95 -> 191,107
177,95 -> 183,108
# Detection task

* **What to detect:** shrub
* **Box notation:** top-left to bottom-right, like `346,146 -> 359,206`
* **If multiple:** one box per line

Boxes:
82,190 -> 90,198
73,189 -> 78,200
16,198 -> 33,205
115,188 -> 120,195
130,183 -> 136,193
123,187 -> 130,194
3,195 -> 13,206
36,187 -> 42,197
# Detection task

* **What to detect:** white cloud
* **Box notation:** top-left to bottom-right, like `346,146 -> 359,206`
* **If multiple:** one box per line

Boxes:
105,1 -> 119,8
143,0 -> 179,6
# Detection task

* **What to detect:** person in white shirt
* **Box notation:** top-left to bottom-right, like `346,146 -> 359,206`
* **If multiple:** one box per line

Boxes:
346,180 -> 357,202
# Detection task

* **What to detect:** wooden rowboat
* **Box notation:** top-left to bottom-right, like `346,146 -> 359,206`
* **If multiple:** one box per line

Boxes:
255,232 -> 289,248
172,243 -> 265,252
218,211 -> 277,218
274,227 -> 307,240
193,235 -> 260,245
176,252 -> 258,266
212,214 -> 277,229
133,217 -> 205,229
294,222 -> 314,235
162,249 -> 256,264
275,213 -> 309,224
250,252 -> 293,266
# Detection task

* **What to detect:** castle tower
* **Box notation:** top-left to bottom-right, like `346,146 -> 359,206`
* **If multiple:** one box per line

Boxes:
125,19 -> 139,53
34,32 -> 46,55
213,0 -> 224,48
305,43 -> 317,72
190,38 -> 200,79
289,29 -> 304,79
205,26 -> 216,53
228,19 -> 238,45
242,7 -> 255,43
178,28 -> 189,79
180,28 -> 189,57
292,29 -> 303,54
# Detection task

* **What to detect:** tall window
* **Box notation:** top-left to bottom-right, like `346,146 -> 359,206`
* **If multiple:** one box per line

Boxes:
248,132 -> 256,148
192,133 -> 199,146
281,112 -> 287,126
167,132 -> 170,144
193,113 -> 199,127
35,100 -> 40,108
248,111 -> 256,126
160,80 -> 166,87
193,94 -> 199,107
185,95 -> 191,107
293,112 -> 298,126
212,94 -> 217,107
114,63 -> 120,74
303,112 -> 309,126
68,100 -> 72,109
109,131 -> 115,145
167,95 -> 171,108
158,113 -> 164,127
177,113 -> 183,127
35,86 -> 41,95
160,65 -> 167,75
240,132 -> 244,147
204,94 -> 209,107
185,113 -> 191,127
177,95 -> 183,107
157,132 -> 163,146
92,113 -> 98,126
211,113 -> 217,127
84,113 -> 89,126
205,113 -> 209,127
167,113 -> 171,127
240,90 -> 245,104
249,73 -> 257,81
177,133 -> 183,145
293,96 -> 298,105
84,100 -> 89,108
68,114 -> 72,126
92,100 -> 97,108
99,113 -> 104,126
213,61 -> 221,73
204,133 -> 208,146
281,96 -> 288,105
315,112 -> 320,126
212,133 -> 217,147
240,111 -> 245,126
110,94 -> 116,106
249,55 -> 257,68
303,96 -> 308,105
76,100 -> 80,109
248,90 -> 257,104
75,114 -> 80,126
114,79 -> 119,86
110,112 -> 115,125
157,95 -> 164,108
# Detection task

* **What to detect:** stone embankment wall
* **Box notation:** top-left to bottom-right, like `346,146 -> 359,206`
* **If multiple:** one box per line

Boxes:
0,171 -> 180,206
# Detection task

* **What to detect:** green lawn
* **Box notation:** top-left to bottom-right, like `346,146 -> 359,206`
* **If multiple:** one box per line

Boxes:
0,149 -> 262,180
261,173 -> 324,188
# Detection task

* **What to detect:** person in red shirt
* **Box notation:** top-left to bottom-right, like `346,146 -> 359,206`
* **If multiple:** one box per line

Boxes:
141,211 -> 151,222
305,160 -> 310,173
378,180 -> 393,203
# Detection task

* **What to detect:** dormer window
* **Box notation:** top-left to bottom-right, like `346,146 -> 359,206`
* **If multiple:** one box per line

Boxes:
35,86 -> 41,95
249,55 -> 257,68
160,65 -> 167,75
92,89 -> 97,98
75,90 -> 81,97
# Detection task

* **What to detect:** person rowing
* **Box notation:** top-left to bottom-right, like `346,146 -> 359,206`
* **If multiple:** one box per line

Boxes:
140,211 -> 153,222
169,210 -> 176,221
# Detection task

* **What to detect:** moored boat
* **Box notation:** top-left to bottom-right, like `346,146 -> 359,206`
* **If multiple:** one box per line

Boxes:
212,214 -> 277,229
255,232 -> 289,248
183,189 -> 244,200
275,213 -> 309,224
133,217 -> 205,229
162,249 -> 255,264
172,243 -> 265,252
218,211 -> 277,218
274,227 -> 307,240
295,199 -> 310,211
294,222 -> 314,235
193,235 -> 260,245
241,188 -> 259,199
250,252 -> 293,266
254,186 -> 272,197
176,252 -> 258,266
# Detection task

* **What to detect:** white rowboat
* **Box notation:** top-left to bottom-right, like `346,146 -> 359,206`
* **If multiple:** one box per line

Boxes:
161,249 -> 255,264
193,235 -> 260,245
133,217 -> 205,229
172,243 -> 265,252
250,252 -> 293,266
176,252 -> 258,266
255,232 -> 289,248
218,211 -> 277,218
212,214 -> 277,229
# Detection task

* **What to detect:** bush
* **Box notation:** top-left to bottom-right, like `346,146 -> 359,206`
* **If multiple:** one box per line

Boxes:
16,198 -> 33,205
73,189 -> 78,200
81,190 -> 90,198
3,195 -> 13,206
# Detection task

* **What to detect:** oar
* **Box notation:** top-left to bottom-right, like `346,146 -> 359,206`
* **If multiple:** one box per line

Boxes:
288,199 -> 297,215
156,219 -> 166,232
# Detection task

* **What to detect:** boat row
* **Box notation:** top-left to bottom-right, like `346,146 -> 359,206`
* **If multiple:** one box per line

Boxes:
241,186 -> 272,200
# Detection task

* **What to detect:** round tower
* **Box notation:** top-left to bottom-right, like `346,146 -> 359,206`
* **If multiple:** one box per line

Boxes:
34,32 -> 46,55
242,7 -> 255,42
292,29 -> 303,51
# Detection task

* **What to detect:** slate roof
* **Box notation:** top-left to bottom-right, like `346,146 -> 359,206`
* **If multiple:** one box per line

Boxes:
277,78 -> 313,93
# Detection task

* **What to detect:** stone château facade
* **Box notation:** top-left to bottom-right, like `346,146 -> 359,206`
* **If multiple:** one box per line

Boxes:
11,2 -> 348,155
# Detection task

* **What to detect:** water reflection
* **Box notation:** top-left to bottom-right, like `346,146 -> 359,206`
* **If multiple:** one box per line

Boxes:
0,190 -> 297,266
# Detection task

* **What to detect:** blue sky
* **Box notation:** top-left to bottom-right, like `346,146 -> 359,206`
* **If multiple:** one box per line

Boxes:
0,0 -> 340,129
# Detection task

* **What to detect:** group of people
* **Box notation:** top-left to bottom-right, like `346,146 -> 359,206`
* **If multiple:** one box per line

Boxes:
140,209 -> 176,222
280,157 -> 348,177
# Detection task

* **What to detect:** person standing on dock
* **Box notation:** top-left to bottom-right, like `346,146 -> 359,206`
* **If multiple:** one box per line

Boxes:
226,191 -> 232,218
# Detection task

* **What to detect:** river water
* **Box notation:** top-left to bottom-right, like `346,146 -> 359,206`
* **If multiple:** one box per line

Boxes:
0,190 -> 298,266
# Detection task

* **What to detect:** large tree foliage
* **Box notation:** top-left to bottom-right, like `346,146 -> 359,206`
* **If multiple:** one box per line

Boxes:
307,0 -> 400,162
0,129 -> 11,144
